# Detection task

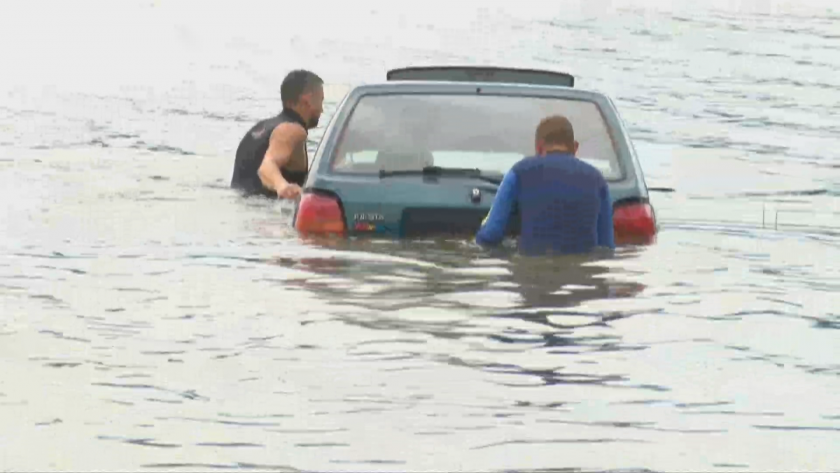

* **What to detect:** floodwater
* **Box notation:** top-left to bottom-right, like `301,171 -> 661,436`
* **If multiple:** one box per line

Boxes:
1,0 -> 839,471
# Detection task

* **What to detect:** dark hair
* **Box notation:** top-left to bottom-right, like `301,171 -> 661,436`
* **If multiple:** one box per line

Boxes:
536,115 -> 575,149
281,69 -> 323,107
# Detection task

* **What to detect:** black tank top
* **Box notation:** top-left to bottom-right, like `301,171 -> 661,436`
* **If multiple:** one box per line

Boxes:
230,108 -> 309,197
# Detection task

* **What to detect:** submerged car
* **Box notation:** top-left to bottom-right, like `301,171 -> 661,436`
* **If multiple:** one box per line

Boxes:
293,66 -> 657,245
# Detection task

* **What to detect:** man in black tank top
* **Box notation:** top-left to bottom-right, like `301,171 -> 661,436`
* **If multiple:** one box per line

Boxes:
231,69 -> 324,199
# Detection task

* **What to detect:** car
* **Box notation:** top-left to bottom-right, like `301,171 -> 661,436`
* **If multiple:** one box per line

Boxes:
292,66 -> 657,246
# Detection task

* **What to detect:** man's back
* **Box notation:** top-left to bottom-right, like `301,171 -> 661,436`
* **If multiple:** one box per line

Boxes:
476,152 -> 615,255
231,115 -> 282,197
230,110 -> 309,197
514,153 -> 612,254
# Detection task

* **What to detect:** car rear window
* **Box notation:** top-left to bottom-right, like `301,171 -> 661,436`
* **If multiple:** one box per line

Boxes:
329,93 -> 623,181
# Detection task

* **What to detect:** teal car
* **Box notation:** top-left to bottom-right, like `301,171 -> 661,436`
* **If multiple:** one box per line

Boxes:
294,66 -> 657,245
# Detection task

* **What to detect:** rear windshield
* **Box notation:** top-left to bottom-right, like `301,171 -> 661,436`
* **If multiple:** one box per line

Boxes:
329,93 -> 622,180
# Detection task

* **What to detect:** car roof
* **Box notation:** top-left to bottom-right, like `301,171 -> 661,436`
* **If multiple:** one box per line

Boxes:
338,66 -> 611,103
347,80 -> 610,102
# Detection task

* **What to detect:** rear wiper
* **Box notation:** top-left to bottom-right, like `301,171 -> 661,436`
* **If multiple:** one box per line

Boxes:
378,166 -> 504,184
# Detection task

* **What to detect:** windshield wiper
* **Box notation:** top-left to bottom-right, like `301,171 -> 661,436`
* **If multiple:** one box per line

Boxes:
378,166 -> 504,185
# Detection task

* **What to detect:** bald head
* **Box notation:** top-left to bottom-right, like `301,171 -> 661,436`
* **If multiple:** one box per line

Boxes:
535,115 -> 578,156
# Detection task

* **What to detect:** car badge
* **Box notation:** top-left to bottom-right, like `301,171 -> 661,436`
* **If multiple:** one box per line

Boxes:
471,187 -> 481,203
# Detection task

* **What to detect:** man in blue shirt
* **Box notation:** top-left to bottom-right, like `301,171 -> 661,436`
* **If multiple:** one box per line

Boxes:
475,115 -> 616,255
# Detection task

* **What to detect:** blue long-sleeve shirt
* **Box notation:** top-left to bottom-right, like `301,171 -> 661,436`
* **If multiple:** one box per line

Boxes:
475,152 -> 615,255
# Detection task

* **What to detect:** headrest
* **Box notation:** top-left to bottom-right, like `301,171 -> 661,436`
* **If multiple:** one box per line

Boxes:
375,150 -> 434,172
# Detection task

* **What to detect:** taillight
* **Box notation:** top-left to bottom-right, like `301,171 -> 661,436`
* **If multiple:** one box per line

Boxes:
295,193 -> 346,235
613,201 -> 656,245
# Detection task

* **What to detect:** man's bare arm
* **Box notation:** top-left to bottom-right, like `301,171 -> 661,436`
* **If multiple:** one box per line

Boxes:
257,123 -> 307,194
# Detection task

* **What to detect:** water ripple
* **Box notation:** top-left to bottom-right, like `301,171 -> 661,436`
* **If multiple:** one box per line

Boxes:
142,462 -> 299,471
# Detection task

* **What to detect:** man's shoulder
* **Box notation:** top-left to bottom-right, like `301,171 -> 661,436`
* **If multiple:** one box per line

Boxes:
262,120 -> 306,145
510,155 -> 543,172
272,121 -> 307,141
552,155 -> 609,187
573,158 -> 608,181
249,114 -> 304,133
244,116 -> 279,140
514,154 -> 608,189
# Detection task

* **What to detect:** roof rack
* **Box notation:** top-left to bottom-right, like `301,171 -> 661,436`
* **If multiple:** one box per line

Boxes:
386,66 -> 575,88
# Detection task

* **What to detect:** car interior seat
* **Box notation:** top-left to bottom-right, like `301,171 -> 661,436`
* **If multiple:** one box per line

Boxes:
375,150 -> 434,173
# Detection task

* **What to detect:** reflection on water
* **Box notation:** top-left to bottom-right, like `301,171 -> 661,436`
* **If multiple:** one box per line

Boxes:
276,244 -> 648,339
